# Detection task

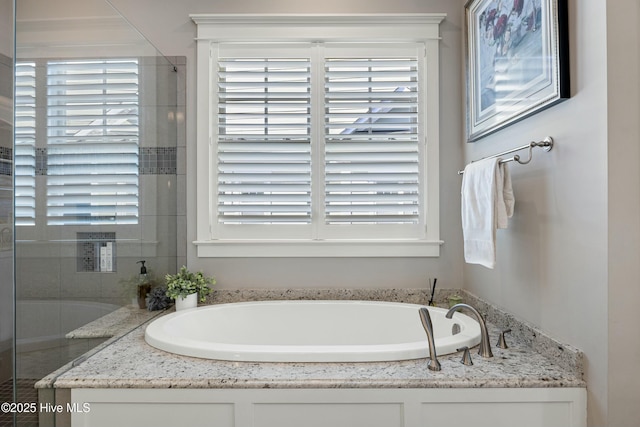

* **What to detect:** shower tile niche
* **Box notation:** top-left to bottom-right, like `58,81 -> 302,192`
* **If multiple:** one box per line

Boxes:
77,232 -> 117,272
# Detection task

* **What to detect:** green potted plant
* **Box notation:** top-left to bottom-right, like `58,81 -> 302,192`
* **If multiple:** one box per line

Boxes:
165,266 -> 215,310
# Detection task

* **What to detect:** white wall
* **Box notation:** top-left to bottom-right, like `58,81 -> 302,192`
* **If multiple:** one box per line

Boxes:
606,1 -> 640,425
16,0 -> 640,425
105,0 -> 467,291
101,3 -> 640,423
461,0 -> 640,425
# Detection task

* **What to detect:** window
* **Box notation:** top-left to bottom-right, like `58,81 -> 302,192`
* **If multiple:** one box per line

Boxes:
46,59 -> 139,225
323,55 -> 420,230
214,44 -> 423,242
216,54 -> 313,228
192,14 -> 445,257
14,58 -> 140,227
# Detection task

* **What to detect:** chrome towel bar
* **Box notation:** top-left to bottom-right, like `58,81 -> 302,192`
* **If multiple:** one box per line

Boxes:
458,136 -> 554,175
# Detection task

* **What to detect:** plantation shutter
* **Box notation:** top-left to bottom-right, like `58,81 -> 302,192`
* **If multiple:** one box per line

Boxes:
212,43 -> 425,241
14,62 -> 37,225
46,59 -> 139,225
216,56 -> 312,225
324,56 -> 420,225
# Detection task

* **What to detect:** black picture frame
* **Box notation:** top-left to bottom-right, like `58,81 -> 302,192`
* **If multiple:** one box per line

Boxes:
465,0 -> 569,142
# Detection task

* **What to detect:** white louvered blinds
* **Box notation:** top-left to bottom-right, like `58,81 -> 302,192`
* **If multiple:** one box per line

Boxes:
46,59 -> 139,225
217,56 -> 312,225
213,43 -> 425,240
14,62 -> 37,226
324,57 -> 420,226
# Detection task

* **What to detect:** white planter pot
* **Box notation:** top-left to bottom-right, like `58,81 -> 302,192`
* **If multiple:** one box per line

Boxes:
175,293 -> 198,311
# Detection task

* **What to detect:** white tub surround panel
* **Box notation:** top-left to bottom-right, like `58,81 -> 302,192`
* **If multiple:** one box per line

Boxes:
72,388 -> 586,427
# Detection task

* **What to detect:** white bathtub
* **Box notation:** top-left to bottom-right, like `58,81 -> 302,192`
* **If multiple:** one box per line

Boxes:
144,300 -> 481,362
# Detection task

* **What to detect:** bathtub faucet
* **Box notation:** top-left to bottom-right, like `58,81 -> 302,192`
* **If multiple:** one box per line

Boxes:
445,303 -> 493,358
418,307 -> 441,371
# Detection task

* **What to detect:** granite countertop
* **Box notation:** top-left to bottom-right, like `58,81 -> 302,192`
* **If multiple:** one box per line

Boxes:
65,305 -> 163,339
49,320 -> 584,390
41,290 -> 586,391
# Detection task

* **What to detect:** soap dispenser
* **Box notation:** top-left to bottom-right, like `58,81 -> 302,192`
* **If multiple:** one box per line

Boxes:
136,260 -> 151,309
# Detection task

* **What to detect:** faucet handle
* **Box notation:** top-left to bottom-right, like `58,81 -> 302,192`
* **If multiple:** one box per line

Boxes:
457,347 -> 473,366
419,307 -> 441,372
497,328 -> 512,349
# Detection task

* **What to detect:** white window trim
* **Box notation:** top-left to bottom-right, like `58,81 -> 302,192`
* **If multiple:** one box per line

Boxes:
191,14 -> 445,258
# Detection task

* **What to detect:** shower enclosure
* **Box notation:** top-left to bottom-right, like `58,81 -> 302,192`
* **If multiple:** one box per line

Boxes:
5,1 -> 184,425
0,0 -> 16,426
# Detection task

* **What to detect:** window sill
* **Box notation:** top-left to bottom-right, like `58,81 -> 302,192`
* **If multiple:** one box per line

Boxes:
194,239 -> 443,258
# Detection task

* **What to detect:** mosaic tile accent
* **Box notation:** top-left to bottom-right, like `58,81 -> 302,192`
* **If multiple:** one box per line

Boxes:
34,147 -> 177,176
0,147 -> 11,176
140,147 -> 177,175
0,147 -> 11,160
76,232 -> 117,272
35,148 -> 47,175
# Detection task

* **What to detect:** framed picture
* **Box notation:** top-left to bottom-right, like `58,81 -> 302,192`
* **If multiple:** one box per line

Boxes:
465,0 -> 569,142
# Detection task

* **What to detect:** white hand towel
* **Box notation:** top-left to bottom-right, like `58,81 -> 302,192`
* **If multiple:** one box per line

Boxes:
496,161 -> 514,229
461,158 -> 514,269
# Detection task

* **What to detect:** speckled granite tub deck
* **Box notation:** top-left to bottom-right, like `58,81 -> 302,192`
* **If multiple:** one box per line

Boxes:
37,289 -> 585,391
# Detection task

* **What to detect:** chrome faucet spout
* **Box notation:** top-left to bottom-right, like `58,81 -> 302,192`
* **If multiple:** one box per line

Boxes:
445,303 -> 493,358
418,307 -> 441,371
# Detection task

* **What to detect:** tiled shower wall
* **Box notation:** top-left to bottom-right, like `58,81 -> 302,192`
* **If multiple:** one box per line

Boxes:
15,56 -> 185,306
